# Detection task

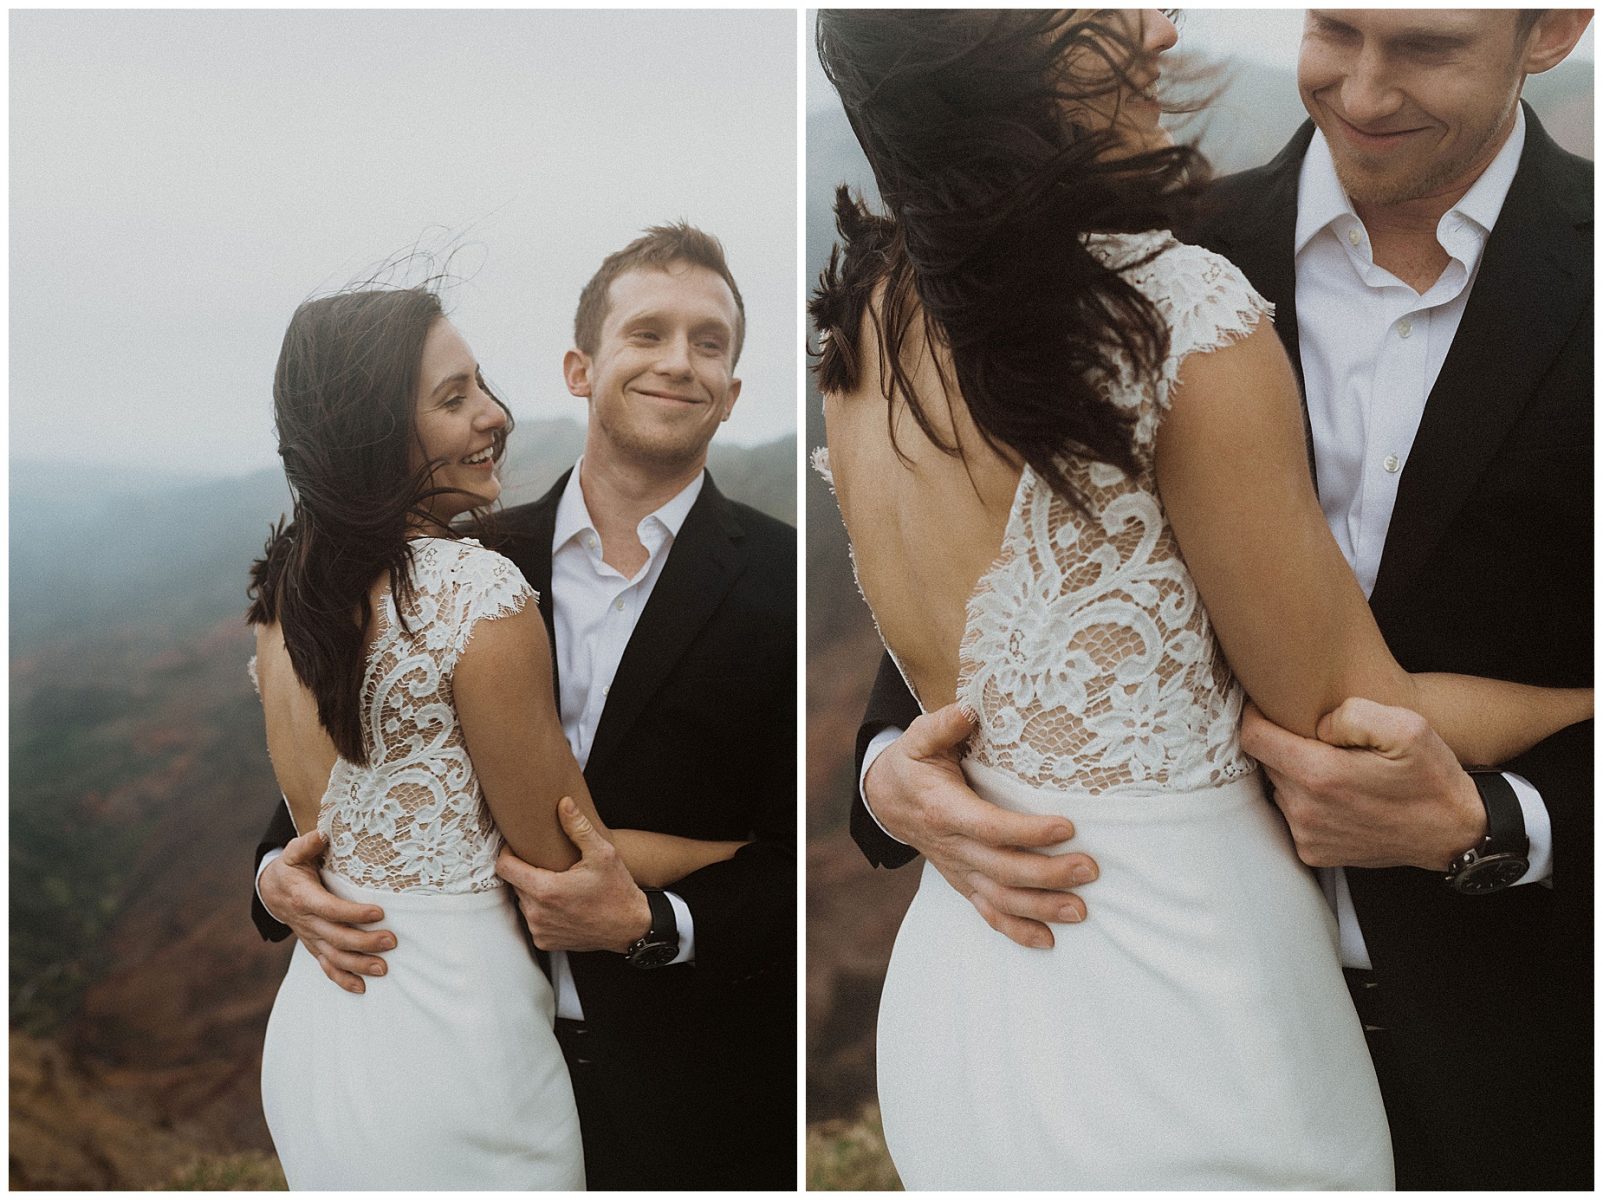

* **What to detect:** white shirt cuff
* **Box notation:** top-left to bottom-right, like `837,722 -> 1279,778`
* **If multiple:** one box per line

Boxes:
859,727 -> 909,845
664,891 -> 694,964
255,847 -> 285,923
1503,772 -> 1553,887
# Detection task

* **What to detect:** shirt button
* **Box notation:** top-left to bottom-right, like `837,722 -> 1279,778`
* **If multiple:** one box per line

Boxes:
1397,318 -> 1413,338
615,599 -> 625,611
1383,454 -> 1400,473
585,536 -> 596,549
1347,227 -> 1362,246
602,684 -> 610,697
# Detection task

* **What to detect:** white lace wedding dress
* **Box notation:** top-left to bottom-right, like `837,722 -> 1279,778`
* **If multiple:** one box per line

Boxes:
821,234 -> 1392,1189
258,537 -> 583,1190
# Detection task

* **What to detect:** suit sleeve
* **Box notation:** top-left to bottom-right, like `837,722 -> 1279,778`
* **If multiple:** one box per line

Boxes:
251,801 -> 297,943
665,529 -> 796,977
849,652 -> 923,869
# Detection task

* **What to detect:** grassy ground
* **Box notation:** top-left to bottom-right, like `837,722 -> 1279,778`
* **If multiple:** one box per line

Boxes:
806,1105 -> 902,1191
165,1152 -> 286,1190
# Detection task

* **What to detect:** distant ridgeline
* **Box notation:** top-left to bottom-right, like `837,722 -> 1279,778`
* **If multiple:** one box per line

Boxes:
11,420 -> 795,653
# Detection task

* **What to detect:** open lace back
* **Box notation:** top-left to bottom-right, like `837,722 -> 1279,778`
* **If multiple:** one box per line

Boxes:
254,537 -> 535,894
953,232 -> 1269,793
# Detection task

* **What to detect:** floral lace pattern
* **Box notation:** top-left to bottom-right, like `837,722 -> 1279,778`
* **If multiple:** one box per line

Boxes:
954,233 -> 1269,793
315,538 -> 534,893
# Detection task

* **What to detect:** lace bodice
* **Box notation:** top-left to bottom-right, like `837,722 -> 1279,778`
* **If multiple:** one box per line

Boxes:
820,232 -> 1268,795
257,538 -> 535,893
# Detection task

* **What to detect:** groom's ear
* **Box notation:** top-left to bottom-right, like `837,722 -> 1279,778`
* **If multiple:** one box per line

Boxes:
1521,9 -> 1592,75
562,349 -> 592,399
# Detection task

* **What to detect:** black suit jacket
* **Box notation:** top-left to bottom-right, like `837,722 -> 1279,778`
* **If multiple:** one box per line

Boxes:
253,469 -> 796,1061
852,106 -> 1592,1186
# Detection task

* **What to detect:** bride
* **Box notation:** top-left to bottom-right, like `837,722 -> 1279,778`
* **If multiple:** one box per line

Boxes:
248,286 -> 741,1188
811,9 -> 1590,1190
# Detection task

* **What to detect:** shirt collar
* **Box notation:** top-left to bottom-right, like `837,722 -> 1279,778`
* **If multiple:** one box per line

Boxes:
553,457 -> 706,550
1294,105 -> 1525,255
1450,103 -> 1524,239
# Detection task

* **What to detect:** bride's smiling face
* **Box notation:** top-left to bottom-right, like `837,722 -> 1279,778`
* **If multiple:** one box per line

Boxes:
409,318 -> 508,523
1056,9 -> 1179,156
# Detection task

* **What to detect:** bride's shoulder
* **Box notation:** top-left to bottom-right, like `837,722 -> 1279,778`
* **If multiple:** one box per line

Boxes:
409,536 -> 537,611
1100,232 -> 1270,362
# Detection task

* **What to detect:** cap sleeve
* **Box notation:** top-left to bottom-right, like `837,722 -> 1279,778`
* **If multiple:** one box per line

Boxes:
1086,234 -> 1275,456
425,540 -> 538,665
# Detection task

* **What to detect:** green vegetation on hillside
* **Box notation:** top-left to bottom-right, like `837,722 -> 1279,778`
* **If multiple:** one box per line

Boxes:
10,679 -> 151,1033
807,1106 -> 902,1191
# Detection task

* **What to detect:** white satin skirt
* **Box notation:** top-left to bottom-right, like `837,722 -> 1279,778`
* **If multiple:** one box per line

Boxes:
877,762 -> 1393,1190
261,874 -> 584,1190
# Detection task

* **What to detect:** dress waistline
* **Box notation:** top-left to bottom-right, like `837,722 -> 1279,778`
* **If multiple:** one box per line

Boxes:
320,871 -> 511,913
961,758 -> 1270,825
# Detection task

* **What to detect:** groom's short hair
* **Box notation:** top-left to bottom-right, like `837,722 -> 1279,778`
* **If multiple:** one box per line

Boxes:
574,222 -> 747,365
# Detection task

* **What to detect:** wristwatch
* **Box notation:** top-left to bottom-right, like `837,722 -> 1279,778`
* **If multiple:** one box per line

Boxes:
623,888 -> 679,969
1443,771 -> 1530,894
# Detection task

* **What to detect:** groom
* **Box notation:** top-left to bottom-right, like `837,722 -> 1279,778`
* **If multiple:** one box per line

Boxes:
253,223 -> 795,1190
850,9 -> 1591,1189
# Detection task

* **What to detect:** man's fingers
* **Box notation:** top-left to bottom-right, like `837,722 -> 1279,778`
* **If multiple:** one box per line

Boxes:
556,796 -> 607,856
1240,701 -> 1341,778
312,954 -> 369,994
966,889 -> 1055,950
1316,697 -> 1427,756
298,886 -> 384,928
946,795 -> 1075,849
963,841 -> 1097,891
966,872 -> 1086,926
495,846 -> 552,891
303,914 -> 394,956
902,702 -> 977,758
278,828 -> 328,868
313,942 -> 389,980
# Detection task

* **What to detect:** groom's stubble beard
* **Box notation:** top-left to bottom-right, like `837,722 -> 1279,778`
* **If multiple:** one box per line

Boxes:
590,395 -> 718,480
1326,90 -> 1522,209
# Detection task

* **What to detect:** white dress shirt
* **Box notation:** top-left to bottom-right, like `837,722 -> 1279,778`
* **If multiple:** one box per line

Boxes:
861,108 -> 1552,967
548,461 -> 701,1018
1294,112 -> 1550,968
258,461 -> 703,1017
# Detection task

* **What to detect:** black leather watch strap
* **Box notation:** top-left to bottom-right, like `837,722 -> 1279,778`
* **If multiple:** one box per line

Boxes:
624,888 -> 679,969
1445,771 -> 1531,893
643,887 -> 677,944
1468,770 -> 1527,848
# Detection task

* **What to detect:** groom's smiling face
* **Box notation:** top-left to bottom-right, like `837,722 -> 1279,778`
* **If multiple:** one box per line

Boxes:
1298,9 -> 1536,206
564,262 -> 742,474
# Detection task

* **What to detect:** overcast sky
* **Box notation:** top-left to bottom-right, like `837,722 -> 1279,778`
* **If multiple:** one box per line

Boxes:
12,9 -> 798,480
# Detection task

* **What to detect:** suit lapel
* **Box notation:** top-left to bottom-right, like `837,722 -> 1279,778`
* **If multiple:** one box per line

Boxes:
496,470 -> 566,700
584,477 -> 747,773
1369,110 -> 1588,612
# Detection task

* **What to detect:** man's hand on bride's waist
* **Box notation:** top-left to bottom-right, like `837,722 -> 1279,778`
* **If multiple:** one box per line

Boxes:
260,829 -> 395,994
865,703 -> 1100,949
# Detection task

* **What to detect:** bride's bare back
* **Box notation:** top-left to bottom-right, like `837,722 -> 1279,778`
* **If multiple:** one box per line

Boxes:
253,575 -> 397,837
824,315 -> 1021,712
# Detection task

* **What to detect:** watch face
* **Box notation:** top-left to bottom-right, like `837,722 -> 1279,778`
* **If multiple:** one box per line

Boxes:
629,941 -> 678,969
1455,855 -> 1530,894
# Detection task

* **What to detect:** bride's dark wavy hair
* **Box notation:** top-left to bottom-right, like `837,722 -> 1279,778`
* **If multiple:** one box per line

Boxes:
246,286 -> 512,765
810,9 -> 1212,511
